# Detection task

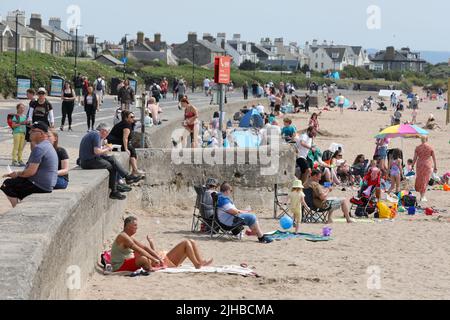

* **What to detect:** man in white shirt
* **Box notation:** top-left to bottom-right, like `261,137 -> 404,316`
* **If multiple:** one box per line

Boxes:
295,126 -> 317,183
93,76 -> 106,107
203,78 -> 210,96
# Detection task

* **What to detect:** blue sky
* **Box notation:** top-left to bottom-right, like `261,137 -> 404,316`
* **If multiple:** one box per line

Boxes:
2,0 -> 450,51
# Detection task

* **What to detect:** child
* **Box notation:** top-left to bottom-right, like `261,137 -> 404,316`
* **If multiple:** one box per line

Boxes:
411,108 -> 417,124
388,158 -> 402,194
363,160 -> 382,199
289,180 -> 309,233
11,103 -> 28,167
404,159 -> 415,177
281,118 -> 297,142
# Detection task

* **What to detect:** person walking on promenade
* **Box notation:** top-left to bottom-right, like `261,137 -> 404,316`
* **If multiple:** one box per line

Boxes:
60,82 -> 76,132
83,86 -> 99,132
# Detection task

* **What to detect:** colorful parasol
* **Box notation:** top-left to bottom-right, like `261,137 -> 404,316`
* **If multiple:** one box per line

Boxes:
375,124 -> 429,139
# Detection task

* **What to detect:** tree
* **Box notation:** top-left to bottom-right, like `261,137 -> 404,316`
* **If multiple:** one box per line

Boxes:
239,59 -> 257,71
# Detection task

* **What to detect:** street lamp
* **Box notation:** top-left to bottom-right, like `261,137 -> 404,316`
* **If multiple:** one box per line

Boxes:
191,44 -> 199,93
93,37 -> 99,59
14,10 -> 24,91
123,34 -> 130,80
73,25 -> 82,82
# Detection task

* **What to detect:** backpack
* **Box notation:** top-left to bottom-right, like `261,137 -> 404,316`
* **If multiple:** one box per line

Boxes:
322,150 -> 333,162
7,113 -> 18,130
96,80 -> 103,91
402,194 -> 417,207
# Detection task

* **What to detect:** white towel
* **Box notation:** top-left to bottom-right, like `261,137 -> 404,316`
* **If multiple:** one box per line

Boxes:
155,265 -> 258,277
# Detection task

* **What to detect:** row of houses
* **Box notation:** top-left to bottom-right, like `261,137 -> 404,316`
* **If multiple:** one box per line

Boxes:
0,11 -> 101,57
0,10 -> 427,73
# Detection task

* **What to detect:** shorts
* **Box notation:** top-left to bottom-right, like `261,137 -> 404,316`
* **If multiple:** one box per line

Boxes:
1,177 -> 50,200
338,104 -> 344,108
296,157 -> 310,174
115,257 -> 139,272
378,146 -> 388,159
237,213 -> 257,228
75,88 -> 82,96
326,198 -> 343,210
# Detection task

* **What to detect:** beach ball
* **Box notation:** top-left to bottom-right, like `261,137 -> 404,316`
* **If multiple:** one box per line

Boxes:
280,216 -> 293,230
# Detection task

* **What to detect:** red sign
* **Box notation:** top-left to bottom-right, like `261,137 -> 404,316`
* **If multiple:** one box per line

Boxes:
214,56 -> 232,84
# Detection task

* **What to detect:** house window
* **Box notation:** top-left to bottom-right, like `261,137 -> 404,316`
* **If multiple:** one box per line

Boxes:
315,53 -> 318,58
315,62 -> 318,69
332,52 -> 339,59
321,63 -> 324,69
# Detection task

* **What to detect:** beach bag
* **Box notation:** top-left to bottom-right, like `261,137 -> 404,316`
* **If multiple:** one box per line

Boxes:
402,195 -> 417,207
377,202 -> 392,219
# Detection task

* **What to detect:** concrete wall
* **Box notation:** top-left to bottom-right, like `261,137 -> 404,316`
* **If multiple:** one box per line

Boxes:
135,146 -> 296,211
0,153 -> 129,300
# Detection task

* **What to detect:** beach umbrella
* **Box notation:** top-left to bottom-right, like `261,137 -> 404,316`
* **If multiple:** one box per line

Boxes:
334,97 -> 351,107
375,124 -> 429,139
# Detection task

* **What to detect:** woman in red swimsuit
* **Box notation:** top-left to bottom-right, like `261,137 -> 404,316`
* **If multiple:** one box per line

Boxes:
180,97 -> 199,148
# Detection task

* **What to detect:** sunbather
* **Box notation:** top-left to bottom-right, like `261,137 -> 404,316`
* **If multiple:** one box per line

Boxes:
110,216 -> 213,272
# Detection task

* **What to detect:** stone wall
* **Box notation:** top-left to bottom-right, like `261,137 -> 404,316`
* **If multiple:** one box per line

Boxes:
0,153 -> 129,300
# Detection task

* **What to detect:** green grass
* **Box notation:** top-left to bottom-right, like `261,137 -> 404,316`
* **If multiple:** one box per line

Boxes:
0,51 -> 136,98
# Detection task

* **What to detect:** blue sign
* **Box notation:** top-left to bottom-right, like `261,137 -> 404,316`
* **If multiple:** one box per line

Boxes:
128,79 -> 137,94
121,57 -> 128,64
50,77 -> 64,97
16,78 -> 32,99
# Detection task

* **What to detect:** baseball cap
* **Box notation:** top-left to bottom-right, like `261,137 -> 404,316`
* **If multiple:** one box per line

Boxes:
32,121 -> 49,133
206,178 -> 218,187
37,87 -> 47,94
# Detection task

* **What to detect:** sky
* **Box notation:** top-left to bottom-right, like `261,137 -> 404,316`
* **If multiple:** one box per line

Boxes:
2,0 -> 450,51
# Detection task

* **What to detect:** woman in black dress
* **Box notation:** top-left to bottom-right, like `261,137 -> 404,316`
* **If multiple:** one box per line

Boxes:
83,86 -> 99,132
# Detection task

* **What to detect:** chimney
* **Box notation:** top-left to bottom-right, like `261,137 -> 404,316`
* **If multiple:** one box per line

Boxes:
323,40 -> 328,46
203,33 -> 214,43
49,17 -> 61,29
386,46 -> 395,60
7,11 -> 26,26
29,13 -> 42,30
312,39 -> 318,46
274,37 -> 283,45
137,31 -> 144,44
233,34 -> 241,41
154,33 -> 161,44
87,35 -> 95,45
188,32 -> 197,43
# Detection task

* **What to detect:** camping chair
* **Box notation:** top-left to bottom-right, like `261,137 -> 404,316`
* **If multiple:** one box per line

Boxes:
191,185 -> 214,233
273,184 -> 293,220
301,188 -> 331,224
210,193 -> 245,240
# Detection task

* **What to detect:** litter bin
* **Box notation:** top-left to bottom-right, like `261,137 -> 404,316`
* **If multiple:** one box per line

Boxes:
128,78 -> 138,95
16,76 -> 32,99
50,75 -> 65,97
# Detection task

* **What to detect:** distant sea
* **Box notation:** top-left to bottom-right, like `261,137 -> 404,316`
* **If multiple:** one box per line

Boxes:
367,49 -> 450,65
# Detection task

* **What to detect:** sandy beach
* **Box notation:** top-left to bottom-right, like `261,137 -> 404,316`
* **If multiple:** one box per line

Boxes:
78,91 -> 450,300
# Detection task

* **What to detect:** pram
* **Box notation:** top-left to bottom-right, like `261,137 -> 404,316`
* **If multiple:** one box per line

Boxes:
350,168 -> 381,217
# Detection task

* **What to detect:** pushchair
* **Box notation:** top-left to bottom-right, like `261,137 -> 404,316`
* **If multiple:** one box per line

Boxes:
350,168 -> 381,217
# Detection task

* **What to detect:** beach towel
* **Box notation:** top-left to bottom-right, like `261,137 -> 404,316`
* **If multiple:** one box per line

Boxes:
333,218 -> 376,223
264,230 -> 331,242
154,265 -> 258,277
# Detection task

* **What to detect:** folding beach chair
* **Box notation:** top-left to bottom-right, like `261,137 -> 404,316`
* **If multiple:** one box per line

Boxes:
210,193 -> 245,240
273,184 -> 293,220
301,188 -> 331,224
191,185 -> 214,233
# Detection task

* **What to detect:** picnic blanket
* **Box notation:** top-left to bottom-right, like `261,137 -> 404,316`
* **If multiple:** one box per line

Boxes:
264,230 -> 331,242
154,265 -> 258,277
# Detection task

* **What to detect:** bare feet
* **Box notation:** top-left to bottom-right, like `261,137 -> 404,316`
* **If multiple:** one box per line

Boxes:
202,258 -> 213,267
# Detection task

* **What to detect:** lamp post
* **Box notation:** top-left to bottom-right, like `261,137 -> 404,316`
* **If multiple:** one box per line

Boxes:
123,34 -> 130,80
73,25 -> 82,83
14,10 -> 24,96
93,37 -> 99,59
191,44 -> 199,93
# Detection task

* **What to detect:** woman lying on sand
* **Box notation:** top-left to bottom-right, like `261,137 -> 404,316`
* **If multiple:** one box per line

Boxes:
110,216 -> 213,272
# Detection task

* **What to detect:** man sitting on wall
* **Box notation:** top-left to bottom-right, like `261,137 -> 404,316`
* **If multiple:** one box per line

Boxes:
1,121 -> 58,207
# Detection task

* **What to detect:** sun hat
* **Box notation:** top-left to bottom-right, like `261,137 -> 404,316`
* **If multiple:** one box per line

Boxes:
37,87 -> 47,94
292,180 -> 304,189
